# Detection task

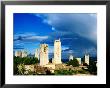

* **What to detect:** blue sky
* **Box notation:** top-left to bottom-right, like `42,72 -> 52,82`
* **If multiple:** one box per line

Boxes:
14,13 -> 97,58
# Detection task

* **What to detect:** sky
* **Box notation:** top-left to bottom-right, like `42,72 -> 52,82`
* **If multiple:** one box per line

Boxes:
14,13 -> 97,58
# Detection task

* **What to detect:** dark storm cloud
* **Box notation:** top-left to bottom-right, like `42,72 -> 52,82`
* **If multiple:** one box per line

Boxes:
35,13 -> 97,57
40,13 -> 97,43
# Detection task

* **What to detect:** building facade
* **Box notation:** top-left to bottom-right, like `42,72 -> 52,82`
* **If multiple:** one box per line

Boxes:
69,55 -> 73,61
15,50 -> 27,58
15,51 -> 22,57
76,58 -> 81,65
84,54 -> 89,65
53,39 -> 62,64
22,50 -> 27,58
40,44 -> 49,66
35,49 -> 39,60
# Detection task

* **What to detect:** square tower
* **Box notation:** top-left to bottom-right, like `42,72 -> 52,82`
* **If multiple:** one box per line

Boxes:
22,50 -> 27,58
15,51 -> 22,57
76,58 -> 81,65
35,49 -> 39,60
69,55 -> 73,61
85,54 -> 89,65
40,44 -> 49,66
53,39 -> 62,64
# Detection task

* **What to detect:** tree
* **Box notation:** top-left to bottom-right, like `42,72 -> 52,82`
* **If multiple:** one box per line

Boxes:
17,63 -> 25,75
14,56 -> 39,75
55,69 -> 73,75
87,59 -> 97,75
14,56 -> 39,65
67,59 -> 79,67
14,63 -> 18,75
14,56 -> 22,75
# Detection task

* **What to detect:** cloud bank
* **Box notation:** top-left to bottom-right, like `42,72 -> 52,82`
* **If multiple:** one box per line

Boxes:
35,13 -> 97,43
34,13 -> 97,57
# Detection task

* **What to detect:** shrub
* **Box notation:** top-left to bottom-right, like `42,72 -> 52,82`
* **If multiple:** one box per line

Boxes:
87,59 -> 97,75
55,69 -> 73,75
67,59 -> 79,67
17,64 -> 25,75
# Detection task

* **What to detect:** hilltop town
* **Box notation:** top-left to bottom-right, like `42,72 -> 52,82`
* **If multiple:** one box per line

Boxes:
14,39 -> 97,75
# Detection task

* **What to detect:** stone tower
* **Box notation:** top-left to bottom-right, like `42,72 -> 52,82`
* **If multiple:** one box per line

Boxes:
76,58 -> 81,65
84,54 -> 89,65
15,51 -> 22,57
69,55 -> 73,61
40,44 -> 49,66
53,39 -> 62,64
22,50 -> 27,58
35,49 -> 39,60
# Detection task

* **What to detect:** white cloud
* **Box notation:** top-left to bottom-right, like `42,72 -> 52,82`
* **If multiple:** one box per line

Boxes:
14,32 -> 36,38
14,32 -> 48,42
62,46 -> 69,50
52,27 -> 55,31
25,36 -> 48,41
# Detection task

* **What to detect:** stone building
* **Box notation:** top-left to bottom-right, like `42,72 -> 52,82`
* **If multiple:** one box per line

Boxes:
44,63 -> 55,73
22,50 -> 27,58
35,49 -> 39,60
15,50 -> 27,58
53,39 -> 62,64
24,65 -> 35,74
84,54 -> 89,65
76,58 -> 81,65
69,55 -> 73,61
40,44 -> 49,66
15,51 -> 22,57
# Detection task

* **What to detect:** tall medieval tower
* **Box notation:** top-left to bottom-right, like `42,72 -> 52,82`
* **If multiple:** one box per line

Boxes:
22,50 -> 27,58
53,39 -> 62,64
35,49 -> 39,60
84,54 -> 89,65
15,51 -> 22,57
69,55 -> 73,61
40,44 -> 49,66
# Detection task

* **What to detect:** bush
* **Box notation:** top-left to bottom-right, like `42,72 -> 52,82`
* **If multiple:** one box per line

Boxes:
55,69 -> 74,75
14,64 -> 18,75
14,56 -> 39,75
78,69 -> 88,74
87,59 -> 97,75
67,59 -> 79,67
14,56 -> 38,65
17,64 -> 25,75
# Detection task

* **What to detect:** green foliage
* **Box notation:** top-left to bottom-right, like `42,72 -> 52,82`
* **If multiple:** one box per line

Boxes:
14,56 -> 39,65
54,69 -> 89,75
67,59 -> 79,67
55,69 -> 74,75
17,63 -> 25,75
24,70 -> 37,75
14,63 -> 18,75
14,56 -> 39,75
77,69 -> 89,74
87,59 -> 97,75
